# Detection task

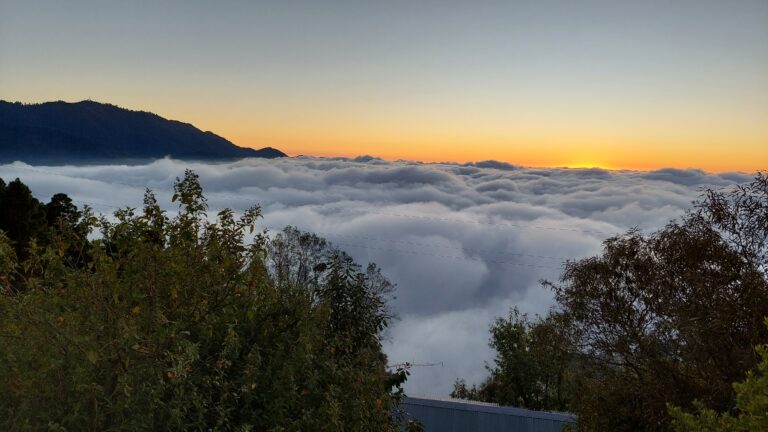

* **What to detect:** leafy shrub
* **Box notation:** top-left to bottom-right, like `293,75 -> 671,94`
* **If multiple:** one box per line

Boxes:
0,170 -> 407,431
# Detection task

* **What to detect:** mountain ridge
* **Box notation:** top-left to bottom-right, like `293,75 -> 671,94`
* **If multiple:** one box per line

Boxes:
0,100 -> 286,164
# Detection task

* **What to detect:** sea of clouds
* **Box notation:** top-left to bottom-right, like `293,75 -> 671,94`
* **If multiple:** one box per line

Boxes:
0,157 -> 754,396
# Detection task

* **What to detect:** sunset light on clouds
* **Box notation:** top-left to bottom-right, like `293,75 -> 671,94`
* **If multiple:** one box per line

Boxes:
3,2 -> 768,424
1,0 -> 766,171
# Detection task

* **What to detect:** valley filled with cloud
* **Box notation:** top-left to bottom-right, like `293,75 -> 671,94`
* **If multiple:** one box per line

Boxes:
0,157 -> 752,395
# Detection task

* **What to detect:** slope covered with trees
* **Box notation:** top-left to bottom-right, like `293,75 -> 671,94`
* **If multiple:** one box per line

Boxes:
0,178 -> 85,264
0,100 -> 286,164
453,173 -> 768,431
0,171 -> 410,431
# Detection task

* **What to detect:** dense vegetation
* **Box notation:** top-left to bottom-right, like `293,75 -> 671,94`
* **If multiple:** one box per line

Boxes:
453,173 -> 768,431
5,169 -> 767,431
669,319 -> 768,431
0,171 -> 410,431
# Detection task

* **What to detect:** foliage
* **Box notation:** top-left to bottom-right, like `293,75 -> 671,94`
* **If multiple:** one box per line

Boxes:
0,177 -> 90,276
0,177 -> 47,262
457,173 -> 768,431
669,319 -> 768,431
0,170 -> 407,431
450,309 -> 573,411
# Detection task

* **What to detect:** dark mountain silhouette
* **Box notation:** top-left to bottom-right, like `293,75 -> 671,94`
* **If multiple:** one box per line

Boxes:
0,100 -> 286,164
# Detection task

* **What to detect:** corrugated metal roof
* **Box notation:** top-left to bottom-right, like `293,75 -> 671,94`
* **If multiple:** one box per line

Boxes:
399,396 -> 576,432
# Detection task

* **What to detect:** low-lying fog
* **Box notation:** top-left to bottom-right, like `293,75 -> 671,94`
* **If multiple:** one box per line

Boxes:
0,157 -> 752,395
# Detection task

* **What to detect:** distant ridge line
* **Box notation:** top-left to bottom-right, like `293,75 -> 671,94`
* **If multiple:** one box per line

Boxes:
0,100 -> 286,164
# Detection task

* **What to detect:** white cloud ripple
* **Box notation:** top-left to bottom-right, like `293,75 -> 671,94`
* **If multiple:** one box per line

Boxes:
0,157 -> 753,396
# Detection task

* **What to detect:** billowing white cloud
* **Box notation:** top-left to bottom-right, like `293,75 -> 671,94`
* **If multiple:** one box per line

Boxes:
0,157 -> 753,396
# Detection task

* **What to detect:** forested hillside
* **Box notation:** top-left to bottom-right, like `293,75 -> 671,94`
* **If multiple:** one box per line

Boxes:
0,101 -> 286,164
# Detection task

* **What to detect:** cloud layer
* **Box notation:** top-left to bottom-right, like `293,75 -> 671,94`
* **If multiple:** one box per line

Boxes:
0,157 -> 752,395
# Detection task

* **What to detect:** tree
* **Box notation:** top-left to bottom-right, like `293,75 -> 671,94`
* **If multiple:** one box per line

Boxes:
0,230 -> 17,295
0,178 -> 88,278
267,226 -> 330,291
459,173 -> 768,431
450,309 -> 573,411
0,178 -> 47,261
0,170 -> 407,431
669,320 -> 768,432
548,175 -> 768,431
45,192 -> 81,229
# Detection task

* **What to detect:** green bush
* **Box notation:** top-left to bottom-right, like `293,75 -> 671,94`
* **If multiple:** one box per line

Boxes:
0,170 -> 407,431
669,319 -> 768,432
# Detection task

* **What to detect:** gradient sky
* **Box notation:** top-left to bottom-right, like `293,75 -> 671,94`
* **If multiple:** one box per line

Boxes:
1,0 -> 766,171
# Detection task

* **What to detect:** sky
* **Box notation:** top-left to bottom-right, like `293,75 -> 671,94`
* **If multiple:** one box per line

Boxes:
0,158 -> 753,395
1,0 -> 767,171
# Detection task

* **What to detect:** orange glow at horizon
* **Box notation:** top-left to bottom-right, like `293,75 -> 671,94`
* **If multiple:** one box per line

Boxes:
2,1 -> 767,174
161,95 -> 766,174
221,127 -> 767,173
222,137 -> 766,173
4,93 -> 766,173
